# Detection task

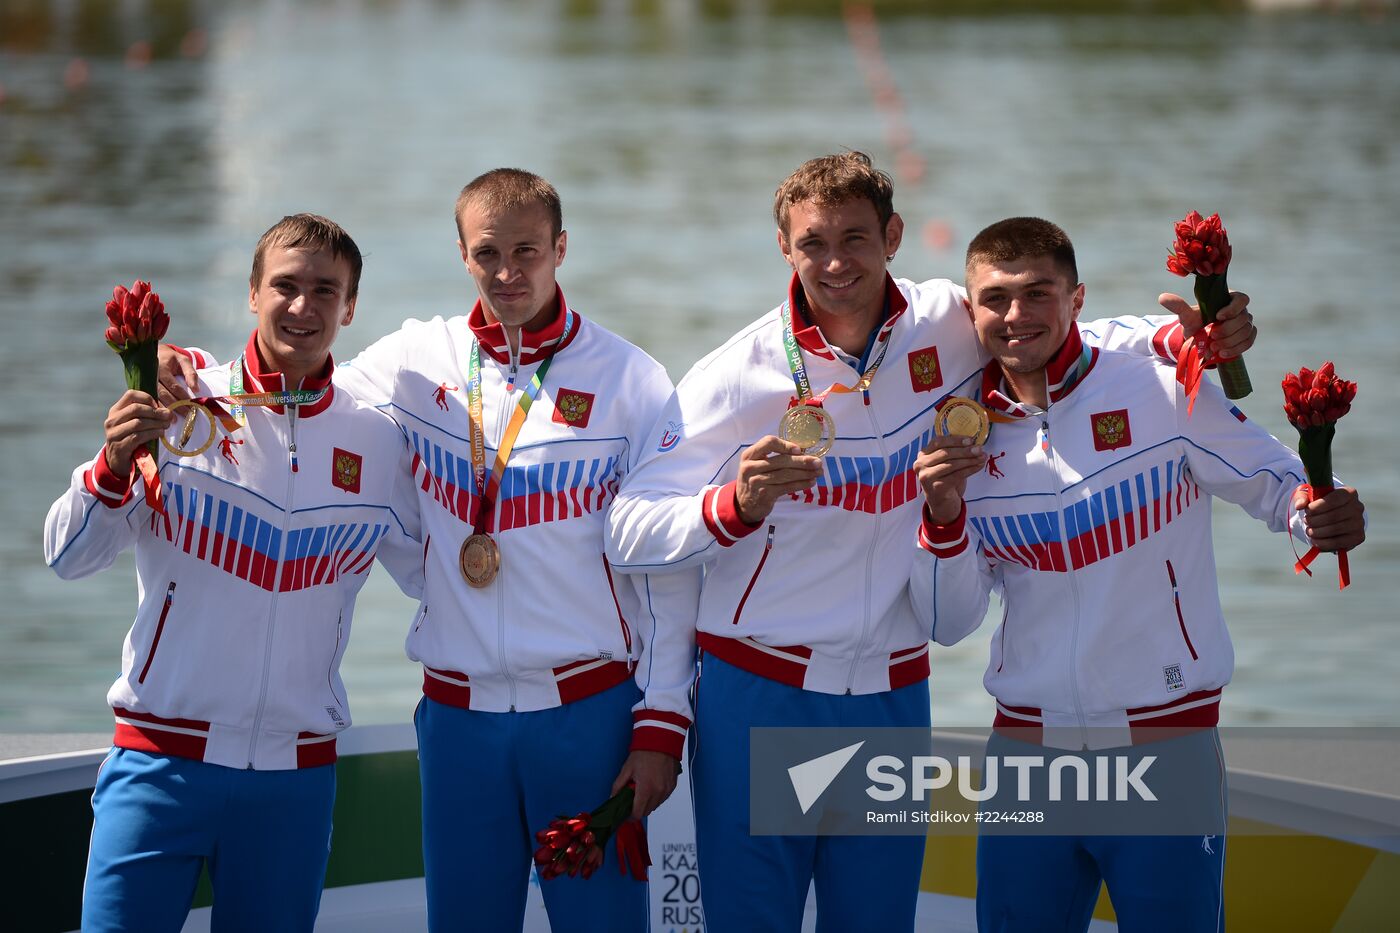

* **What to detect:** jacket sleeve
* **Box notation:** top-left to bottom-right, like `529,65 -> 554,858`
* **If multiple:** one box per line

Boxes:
169,345 -> 217,369
1172,369 -> 1313,542
606,358 -> 756,573
626,566 -> 700,760
44,450 -> 142,580
613,360 -> 699,759
909,503 -> 999,647
371,430 -> 426,600
1080,315 -> 1182,361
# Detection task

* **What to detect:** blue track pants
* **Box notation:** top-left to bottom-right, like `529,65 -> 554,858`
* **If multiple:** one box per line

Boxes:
691,652 -> 931,933
976,729 -> 1227,932
82,747 -> 335,933
415,680 -> 648,933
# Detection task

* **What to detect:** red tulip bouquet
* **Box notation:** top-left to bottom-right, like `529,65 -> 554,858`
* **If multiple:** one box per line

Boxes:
104,280 -> 170,513
1282,362 -> 1356,589
1167,211 -> 1251,411
532,783 -> 651,882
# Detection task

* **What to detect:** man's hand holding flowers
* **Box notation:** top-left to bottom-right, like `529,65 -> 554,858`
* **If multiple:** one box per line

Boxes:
103,390 -> 174,476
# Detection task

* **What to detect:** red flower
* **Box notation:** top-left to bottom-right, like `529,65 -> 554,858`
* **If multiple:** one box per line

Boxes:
1166,211 -> 1232,278
1281,362 -> 1356,430
530,785 -> 649,883
531,812 -> 601,880
104,280 -> 170,352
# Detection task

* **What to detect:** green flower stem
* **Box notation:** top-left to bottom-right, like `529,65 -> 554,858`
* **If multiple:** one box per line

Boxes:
1296,423 -> 1336,494
590,785 -> 635,834
1194,272 -> 1251,399
120,341 -> 161,462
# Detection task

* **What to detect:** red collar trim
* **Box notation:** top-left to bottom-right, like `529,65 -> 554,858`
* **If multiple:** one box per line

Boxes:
467,285 -> 580,365
786,273 -> 908,360
979,327 -> 1097,419
1043,326 -> 1089,397
242,332 -> 335,417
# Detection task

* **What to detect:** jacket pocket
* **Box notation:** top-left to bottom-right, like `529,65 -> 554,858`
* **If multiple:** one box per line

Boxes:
732,525 -> 776,626
137,581 -> 177,684
327,611 -> 346,709
601,555 -> 634,660
1165,560 -> 1199,661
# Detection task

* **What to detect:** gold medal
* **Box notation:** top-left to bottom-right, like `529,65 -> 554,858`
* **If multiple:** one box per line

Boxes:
160,399 -> 217,457
459,533 -> 500,588
934,397 -> 990,446
778,404 -> 836,457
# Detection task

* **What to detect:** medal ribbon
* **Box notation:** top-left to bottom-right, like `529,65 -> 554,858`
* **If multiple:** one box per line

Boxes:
781,301 -> 892,406
219,353 -> 328,427
465,315 -> 572,534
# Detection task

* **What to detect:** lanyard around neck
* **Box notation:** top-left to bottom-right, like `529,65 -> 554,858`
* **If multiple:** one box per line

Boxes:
465,313 -> 573,533
781,300 -> 891,404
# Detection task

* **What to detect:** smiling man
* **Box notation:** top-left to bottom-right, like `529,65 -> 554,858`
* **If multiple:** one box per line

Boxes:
605,154 -> 1259,931
44,214 -> 423,932
910,217 -> 1365,932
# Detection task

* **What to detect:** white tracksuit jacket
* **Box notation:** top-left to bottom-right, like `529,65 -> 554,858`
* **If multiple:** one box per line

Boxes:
324,292 -> 698,758
607,274 -> 1175,697
44,334 -> 423,770
912,328 -> 1318,749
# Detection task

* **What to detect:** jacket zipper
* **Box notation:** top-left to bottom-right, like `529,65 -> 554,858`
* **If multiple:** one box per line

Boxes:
248,404 -> 299,767
493,356 -> 518,710
287,404 -> 299,473
1166,560 -> 1199,660
137,581 -> 177,684
844,403 -> 889,694
731,526 -> 775,625
1042,409 -> 1090,748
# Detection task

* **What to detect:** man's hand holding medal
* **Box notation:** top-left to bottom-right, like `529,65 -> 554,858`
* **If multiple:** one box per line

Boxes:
734,434 -> 825,526
915,397 -> 991,525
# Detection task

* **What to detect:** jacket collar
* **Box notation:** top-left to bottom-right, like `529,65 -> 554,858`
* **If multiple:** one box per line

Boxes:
979,325 -> 1098,420
467,285 -> 580,365
786,272 -> 908,361
240,331 -> 335,417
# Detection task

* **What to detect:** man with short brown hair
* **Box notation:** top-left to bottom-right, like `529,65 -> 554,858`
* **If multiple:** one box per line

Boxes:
607,154 -> 1256,930
911,217 -> 1364,932
47,213 -> 423,932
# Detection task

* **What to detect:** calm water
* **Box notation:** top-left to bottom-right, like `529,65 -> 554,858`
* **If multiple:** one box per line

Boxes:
2,0 -> 1397,733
